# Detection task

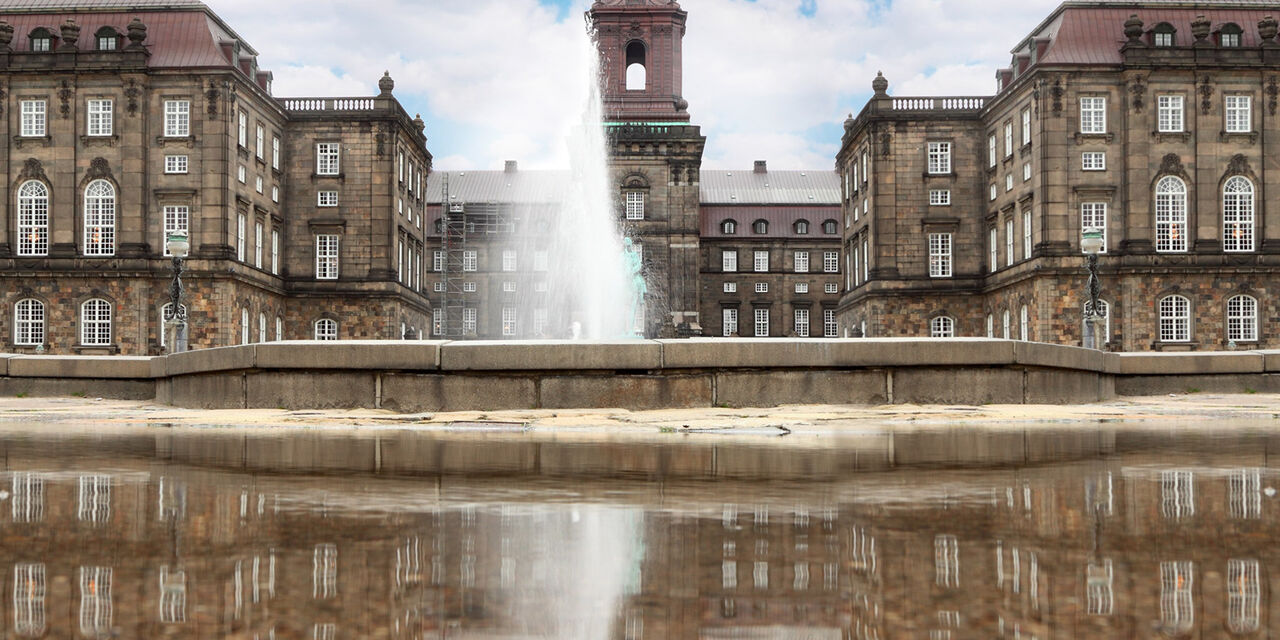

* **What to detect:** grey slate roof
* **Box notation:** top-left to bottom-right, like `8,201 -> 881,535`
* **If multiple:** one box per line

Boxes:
425,170 -> 571,205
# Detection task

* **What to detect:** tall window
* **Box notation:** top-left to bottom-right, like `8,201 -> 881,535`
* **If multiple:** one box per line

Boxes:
986,313 -> 993,337
87,99 -> 112,136
81,299 -> 112,345
241,308 -> 250,344
928,233 -> 952,278
625,191 -> 645,220
1223,176 -> 1254,252
235,213 -> 246,261
502,307 -> 517,336
1005,219 -> 1014,266
1003,122 -> 1013,156
237,111 -> 247,147
83,180 -> 116,256
1227,295 -> 1257,342
1003,309 -> 1011,339
823,309 -> 837,338
20,100 -> 46,137
164,100 -> 189,137
79,566 -> 112,638
15,299 -> 44,346
1155,176 -> 1188,252
1157,95 -> 1184,132
14,563 -> 46,637
1087,560 -> 1113,616
720,249 -> 737,272
1020,305 -> 1029,341
258,313 -> 267,343
988,227 -> 998,273
930,316 -> 954,338
754,308 -> 769,337
794,309 -> 809,337
502,250 -> 516,272
312,544 -> 338,599
162,206 -> 189,257
988,135 -> 997,167
1228,559 -> 1260,633
1159,295 -> 1191,342
272,136 -> 281,169
721,308 -> 738,336
1021,108 -> 1031,146
794,251 -> 809,273
316,143 -> 340,175
159,566 -> 186,624
753,250 -> 768,272
1225,95 -> 1252,133
927,142 -> 951,174
823,251 -> 838,273
255,125 -> 264,159
1081,203 -> 1107,253
934,535 -> 959,588
1023,210 -> 1032,258
314,319 -> 337,340
16,180 -> 48,256
1080,97 -> 1106,133
1159,561 -> 1194,636
462,250 -> 477,272
271,230 -> 279,275
315,234 -> 339,279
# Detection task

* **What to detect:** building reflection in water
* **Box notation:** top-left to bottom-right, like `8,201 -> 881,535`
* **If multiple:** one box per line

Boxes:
0,424 -> 1277,638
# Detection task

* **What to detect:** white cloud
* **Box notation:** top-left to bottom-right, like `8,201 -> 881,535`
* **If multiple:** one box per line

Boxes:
207,0 -> 1063,170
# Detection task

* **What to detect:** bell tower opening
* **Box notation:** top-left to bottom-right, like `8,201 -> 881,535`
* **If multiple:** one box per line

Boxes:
625,41 -> 647,91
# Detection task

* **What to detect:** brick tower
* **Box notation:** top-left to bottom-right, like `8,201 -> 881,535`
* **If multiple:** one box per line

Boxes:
590,0 -> 705,336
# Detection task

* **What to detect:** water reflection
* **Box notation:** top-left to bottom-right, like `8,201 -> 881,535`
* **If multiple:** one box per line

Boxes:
0,424 -> 1277,638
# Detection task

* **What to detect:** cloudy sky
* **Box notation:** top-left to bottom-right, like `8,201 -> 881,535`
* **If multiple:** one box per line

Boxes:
210,0 -> 1063,170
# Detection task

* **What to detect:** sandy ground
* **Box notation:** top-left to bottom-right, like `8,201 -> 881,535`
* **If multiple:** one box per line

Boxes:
0,393 -> 1277,433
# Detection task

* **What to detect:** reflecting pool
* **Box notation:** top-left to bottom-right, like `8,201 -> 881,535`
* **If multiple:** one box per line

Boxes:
0,422 -> 1277,638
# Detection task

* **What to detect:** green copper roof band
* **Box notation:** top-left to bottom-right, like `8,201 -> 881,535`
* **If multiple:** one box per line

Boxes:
603,122 -> 692,126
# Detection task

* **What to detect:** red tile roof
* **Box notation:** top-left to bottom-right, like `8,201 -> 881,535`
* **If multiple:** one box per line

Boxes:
0,9 -> 233,68
1042,6 -> 1275,65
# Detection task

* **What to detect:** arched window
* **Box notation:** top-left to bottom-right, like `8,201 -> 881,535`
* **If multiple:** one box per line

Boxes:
259,313 -> 267,343
793,220 -> 809,235
276,316 -> 283,341
1227,295 -> 1258,342
822,220 -> 838,235
1159,295 -> 1191,342
1002,309 -> 1011,339
985,313 -> 993,338
625,41 -> 646,91
14,299 -> 45,346
1084,300 -> 1111,344
83,180 -> 116,256
94,27 -> 118,51
1219,23 -> 1243,47
721,219 -> 737,234
314,318 -> 338,340
930,316 -> 954,338
241,308 -> 250,344
1020,305 -> 1030,341
80,299 -> 112,346
752,219 -> 768,234
1223,176 -> 1254,252
17,180 -> 49,256
28,28 -> 52,52
159,303 -> 187,349
1152,22 -> 1176,47
1155,176 -> 1187,252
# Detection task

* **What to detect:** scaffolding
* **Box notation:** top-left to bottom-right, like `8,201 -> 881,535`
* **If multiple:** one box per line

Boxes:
440,174 -> 468,337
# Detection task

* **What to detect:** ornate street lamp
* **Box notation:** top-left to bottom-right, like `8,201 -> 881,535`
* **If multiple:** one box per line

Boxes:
1081,229 -> 1104,350
164,231 -> 190,353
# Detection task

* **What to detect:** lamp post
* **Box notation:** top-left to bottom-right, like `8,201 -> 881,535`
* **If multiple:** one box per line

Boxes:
164,231 -> 190,353
1081,229 -> 1104,350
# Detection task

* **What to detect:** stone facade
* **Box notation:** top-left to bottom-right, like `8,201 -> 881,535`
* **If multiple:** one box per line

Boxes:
0,4 -> 432,355
837,4 -> 1280,351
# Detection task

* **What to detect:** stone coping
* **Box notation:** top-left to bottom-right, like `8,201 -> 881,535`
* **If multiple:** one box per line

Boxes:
3,340 -> 1279,380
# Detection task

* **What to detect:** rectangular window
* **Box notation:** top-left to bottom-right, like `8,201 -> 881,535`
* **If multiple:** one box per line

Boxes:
162,206 -> 189,257
753,250 -> 768,272
463,250 -> 477,272
21,100 -> 46,137
1161,470 -> 1195,518
272,136 -> 280,169
754,282 -> 768,293
14,563 -> 46,636
794,309 -> 809,337
1004,122 -> 1013,156
852,244 -> 859,286
934,535 -> 960,588
1226,95 -> 1252,133
927,142 -> 951,174
254,222 -> 263,269
1006,173 -> 1013,192
990,184 -> 997,201
271,230 -> 279,275
625,191 -> 645,220
462,308 -> 477,334
238,111 -> 247,147
164,155 -> 188,174
929,189 -> 951,206
316,143 -> 340,175
723,282 -> 736,293
795,282 -> 808,294
315,234 -> 339,280
317,191 -> 338,207
433,251 -> 444,271
1023,163 -> 1031,181
79,566 -> 112,637
501,307 -> 517,337
236,213 -> 246,261
502,250 -> 517,272
823,251 -> 839,274
794,251 -> 809,273
1158,95 -> 1184,132
1023,210 -> 1033,259
928,233 -> 952,278
255,125 -> 264,159
1080,97 -> 1106,133
721,250 -> 738,272
502,281 -> 515,293
87,99 -> 112,136
1021,108 -> 1031,146
271,186 -> 279,203
1082,203 -> 1108,253
989,227 -> 998,272
237,165 -> 246,183
722,308 -> 738,336
1082,152 -> 1106,171
823,309 -> 837,337
1005,219 -> 1014,266
164,100 -> 189,137
255,176 -> 263,194
988,134 -> 997,167
862,238 -> 868,281
1160,561 -> 1194,630
825,283 -> 837,294
754,308 -> 769,337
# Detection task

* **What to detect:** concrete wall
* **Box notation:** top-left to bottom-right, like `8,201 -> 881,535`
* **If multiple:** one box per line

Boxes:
3,338 -> 1280,411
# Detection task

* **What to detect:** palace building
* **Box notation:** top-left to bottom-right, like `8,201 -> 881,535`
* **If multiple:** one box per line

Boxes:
837,1 -> 1280,351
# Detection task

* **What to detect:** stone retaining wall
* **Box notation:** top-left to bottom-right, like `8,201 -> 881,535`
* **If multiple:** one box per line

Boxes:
0,338 -> 1277,411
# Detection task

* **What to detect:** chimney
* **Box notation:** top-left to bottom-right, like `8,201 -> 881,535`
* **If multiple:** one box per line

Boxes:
504,160 -> 518,173
753,160 -> 767,174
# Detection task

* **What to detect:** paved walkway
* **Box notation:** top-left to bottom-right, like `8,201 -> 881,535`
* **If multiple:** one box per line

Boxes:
0,393 -> 1277,433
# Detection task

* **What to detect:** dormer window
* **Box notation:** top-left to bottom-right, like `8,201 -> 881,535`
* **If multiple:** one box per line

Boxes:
752,219 -> 768,234
95,27 -> 118,51
1152,23 -> 1176,47
29,28 -> 53,52
1219,23 -> 1243,47
794,220 -> 809,235
721,219 -> 737,234
822,220 -> 838,235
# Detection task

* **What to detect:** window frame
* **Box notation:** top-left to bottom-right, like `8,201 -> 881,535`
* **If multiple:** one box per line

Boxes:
1159,294 -> 1191,342
20,99 -> 46,137
1225,95 -> 1252,133
315,142 -> 341,176
794,308 -> 809,337
753,250 -> 768,273
929,189 -> 951,206
930,316 -> 955,338
162,205 -> 189,257
1155,176 -> 1188,253
753,307 -> 769,337
315,234 -> 340,280
164,154 -> 188,174
928,233 -> 952,278
86,99 -> 113,137
1157,94 -> 1184,133
1081,202 -> 1108,254
314,318 -> 338,340
163,100 -> 190,137
1081,151 -> 1106,171
1226,294 -> 1258,342
80,299 -> 112,346
16,180 -> 49,257
82,179 -> 116,257
1079,96 -> 1106,134
1223,176 -> 1255,253
15,299 -> 45,346
928,141 -> 952,175
794,251 -> 809,273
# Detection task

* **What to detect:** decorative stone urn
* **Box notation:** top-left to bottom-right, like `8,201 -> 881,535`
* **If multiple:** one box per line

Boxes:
378,71 -> 394,97
1123,14 -> 1144,43
60,19 -> 80,49
126,18 -> 147,49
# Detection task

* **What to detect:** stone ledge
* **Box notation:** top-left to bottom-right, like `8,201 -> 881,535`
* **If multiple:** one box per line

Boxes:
0,354 -> 10,377
1117,351 -> 1264,375
659,338 -> 1018,369
161,345 -> 256,377
255,340 -> 443,371
8,355 -> 155,379
1013,341 -> 1118,373
1259,351 -> 1280,373
441,340 -> 661,371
